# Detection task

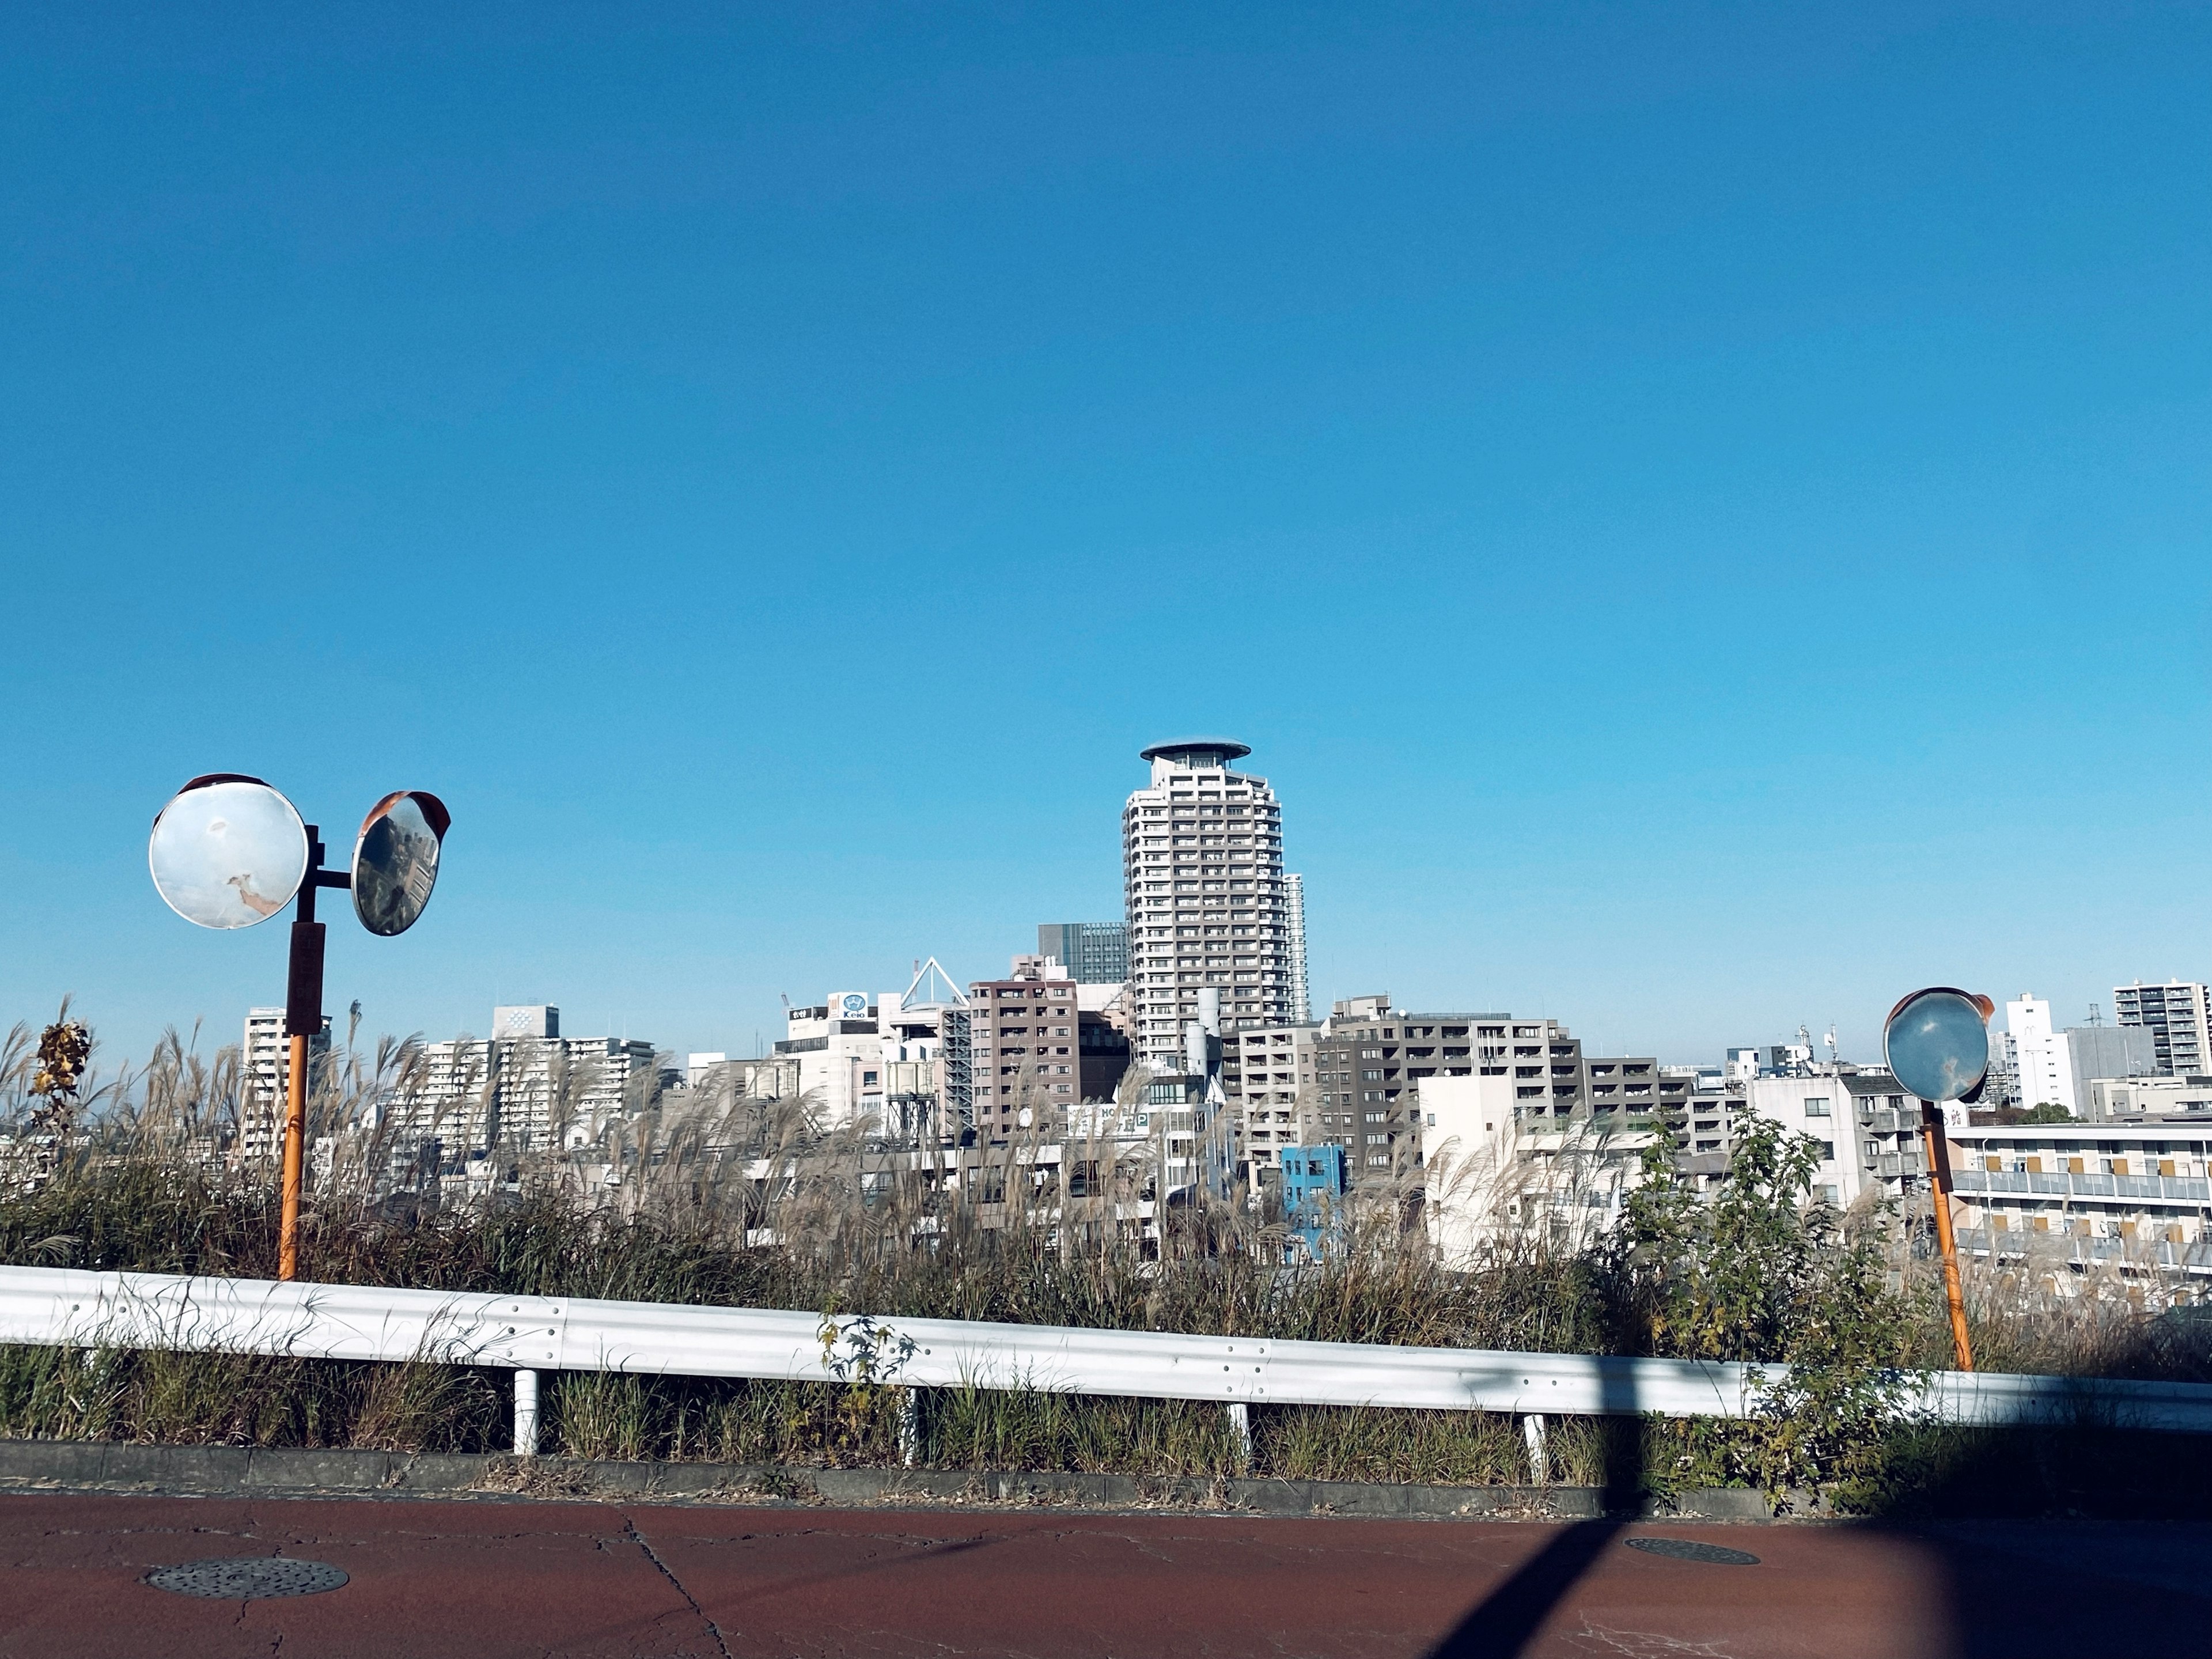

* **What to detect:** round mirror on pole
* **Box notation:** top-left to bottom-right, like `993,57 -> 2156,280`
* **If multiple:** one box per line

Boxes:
1882,984 -> 1993,1376
1882,987 -> 1995,1104
148,775 -> 310,930
350,790 -> 452,937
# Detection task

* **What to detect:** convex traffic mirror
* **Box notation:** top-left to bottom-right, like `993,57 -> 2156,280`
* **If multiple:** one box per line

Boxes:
1882,987 -> 1994,1104
148,775 -> 309,929
351,790 -> 452,937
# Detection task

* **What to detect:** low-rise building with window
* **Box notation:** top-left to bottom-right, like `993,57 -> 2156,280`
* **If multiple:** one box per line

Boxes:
1740,1071 -> 1940,1209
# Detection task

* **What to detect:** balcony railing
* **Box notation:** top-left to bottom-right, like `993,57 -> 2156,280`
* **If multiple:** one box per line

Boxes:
1952,1168 -> 2212,1205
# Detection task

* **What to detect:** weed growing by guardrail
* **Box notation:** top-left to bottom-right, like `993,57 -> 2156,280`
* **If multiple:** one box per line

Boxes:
1599,1117 -> 1927,1503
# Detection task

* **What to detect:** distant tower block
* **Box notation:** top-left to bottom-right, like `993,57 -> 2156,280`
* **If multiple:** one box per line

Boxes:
1122,739 -> 1293,1071
494,1005 -> 559,1039
1037,922 -> 1129,984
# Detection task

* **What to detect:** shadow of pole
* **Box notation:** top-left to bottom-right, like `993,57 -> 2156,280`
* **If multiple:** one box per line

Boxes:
1426,1359 -> 1646,1658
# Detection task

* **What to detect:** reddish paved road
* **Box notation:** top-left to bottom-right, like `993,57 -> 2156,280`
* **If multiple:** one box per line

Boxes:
2,1491 -> 2206,1657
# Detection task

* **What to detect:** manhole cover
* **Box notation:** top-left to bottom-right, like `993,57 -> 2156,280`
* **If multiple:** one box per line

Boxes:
1624,1536 -> 1760,1566
145,1558 -> 350,1599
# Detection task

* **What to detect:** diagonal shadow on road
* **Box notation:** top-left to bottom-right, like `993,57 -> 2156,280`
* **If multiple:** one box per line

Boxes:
1424,1359 -> 1646,1658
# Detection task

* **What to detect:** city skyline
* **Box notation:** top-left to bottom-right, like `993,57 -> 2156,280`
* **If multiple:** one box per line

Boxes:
4,7 -> 2208,1071
12,721 -> 2212,1075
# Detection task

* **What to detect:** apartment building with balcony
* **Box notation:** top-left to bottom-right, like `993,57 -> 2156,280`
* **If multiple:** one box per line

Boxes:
1218,1020 -> 1323,1176
2115,980 -> 2212,1077
1219,996 -> 1681,1184
1948,1120 -> 2212,1277
1657,1066 -> 1739,1157
240,1007 -> 330,1163
380,1015 -> 656,1157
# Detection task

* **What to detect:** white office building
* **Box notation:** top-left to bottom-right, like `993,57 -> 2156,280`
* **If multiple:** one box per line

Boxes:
1123,739 -> 1293,1070
773,991 -> 902,1128
2008,994 -> 2075,1116
2086,1075 -> 2212,1119
1419,1073 -> 1660,1260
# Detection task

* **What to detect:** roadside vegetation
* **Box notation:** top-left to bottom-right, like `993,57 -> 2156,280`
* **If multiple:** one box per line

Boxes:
1,1013 -> 2208,1516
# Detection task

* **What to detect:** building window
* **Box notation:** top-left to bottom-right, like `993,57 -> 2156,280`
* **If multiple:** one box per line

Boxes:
1804,1097 -> 1831,1116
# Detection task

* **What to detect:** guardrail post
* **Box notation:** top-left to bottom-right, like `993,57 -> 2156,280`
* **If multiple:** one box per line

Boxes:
1226,1402 -> 1252,1470
513,1368 -> 539,1458
899,1387 -> 921,1468
1522,1413 -> 1547,1484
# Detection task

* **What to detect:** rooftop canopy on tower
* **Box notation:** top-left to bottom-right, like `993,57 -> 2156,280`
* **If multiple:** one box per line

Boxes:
1139,737 -> 1251,768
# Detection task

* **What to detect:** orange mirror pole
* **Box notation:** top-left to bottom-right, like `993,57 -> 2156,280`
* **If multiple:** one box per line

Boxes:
1921,1100 -> 1974,1371
279,1032 -> 309,1280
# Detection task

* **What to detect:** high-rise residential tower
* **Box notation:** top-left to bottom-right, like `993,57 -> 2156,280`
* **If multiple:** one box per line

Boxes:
1283,873 -> 1310,1024
1123,738 -> 1291,1070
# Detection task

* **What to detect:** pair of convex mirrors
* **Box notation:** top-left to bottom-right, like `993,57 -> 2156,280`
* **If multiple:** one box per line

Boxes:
148,775 -> 449,936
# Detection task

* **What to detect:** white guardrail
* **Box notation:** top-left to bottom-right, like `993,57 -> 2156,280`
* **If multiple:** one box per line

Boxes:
3,1264 -> 2210,1457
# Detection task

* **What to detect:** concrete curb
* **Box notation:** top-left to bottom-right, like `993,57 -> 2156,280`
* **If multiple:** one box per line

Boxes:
0,1440 -> 1774,1521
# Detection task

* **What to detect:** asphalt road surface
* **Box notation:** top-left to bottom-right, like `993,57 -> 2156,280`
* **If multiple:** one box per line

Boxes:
2,1491 -> 2206,1658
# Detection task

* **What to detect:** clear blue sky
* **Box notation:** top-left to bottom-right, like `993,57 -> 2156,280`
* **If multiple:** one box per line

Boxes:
6,3 -> 2208,1075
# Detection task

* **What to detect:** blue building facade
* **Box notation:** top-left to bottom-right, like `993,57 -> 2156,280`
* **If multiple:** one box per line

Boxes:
1278,1143 -> 1347,1259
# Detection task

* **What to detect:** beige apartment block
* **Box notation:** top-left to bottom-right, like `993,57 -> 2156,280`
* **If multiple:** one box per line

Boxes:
1948,1119 -> 2212,1278
968,957 -> 1082,1132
